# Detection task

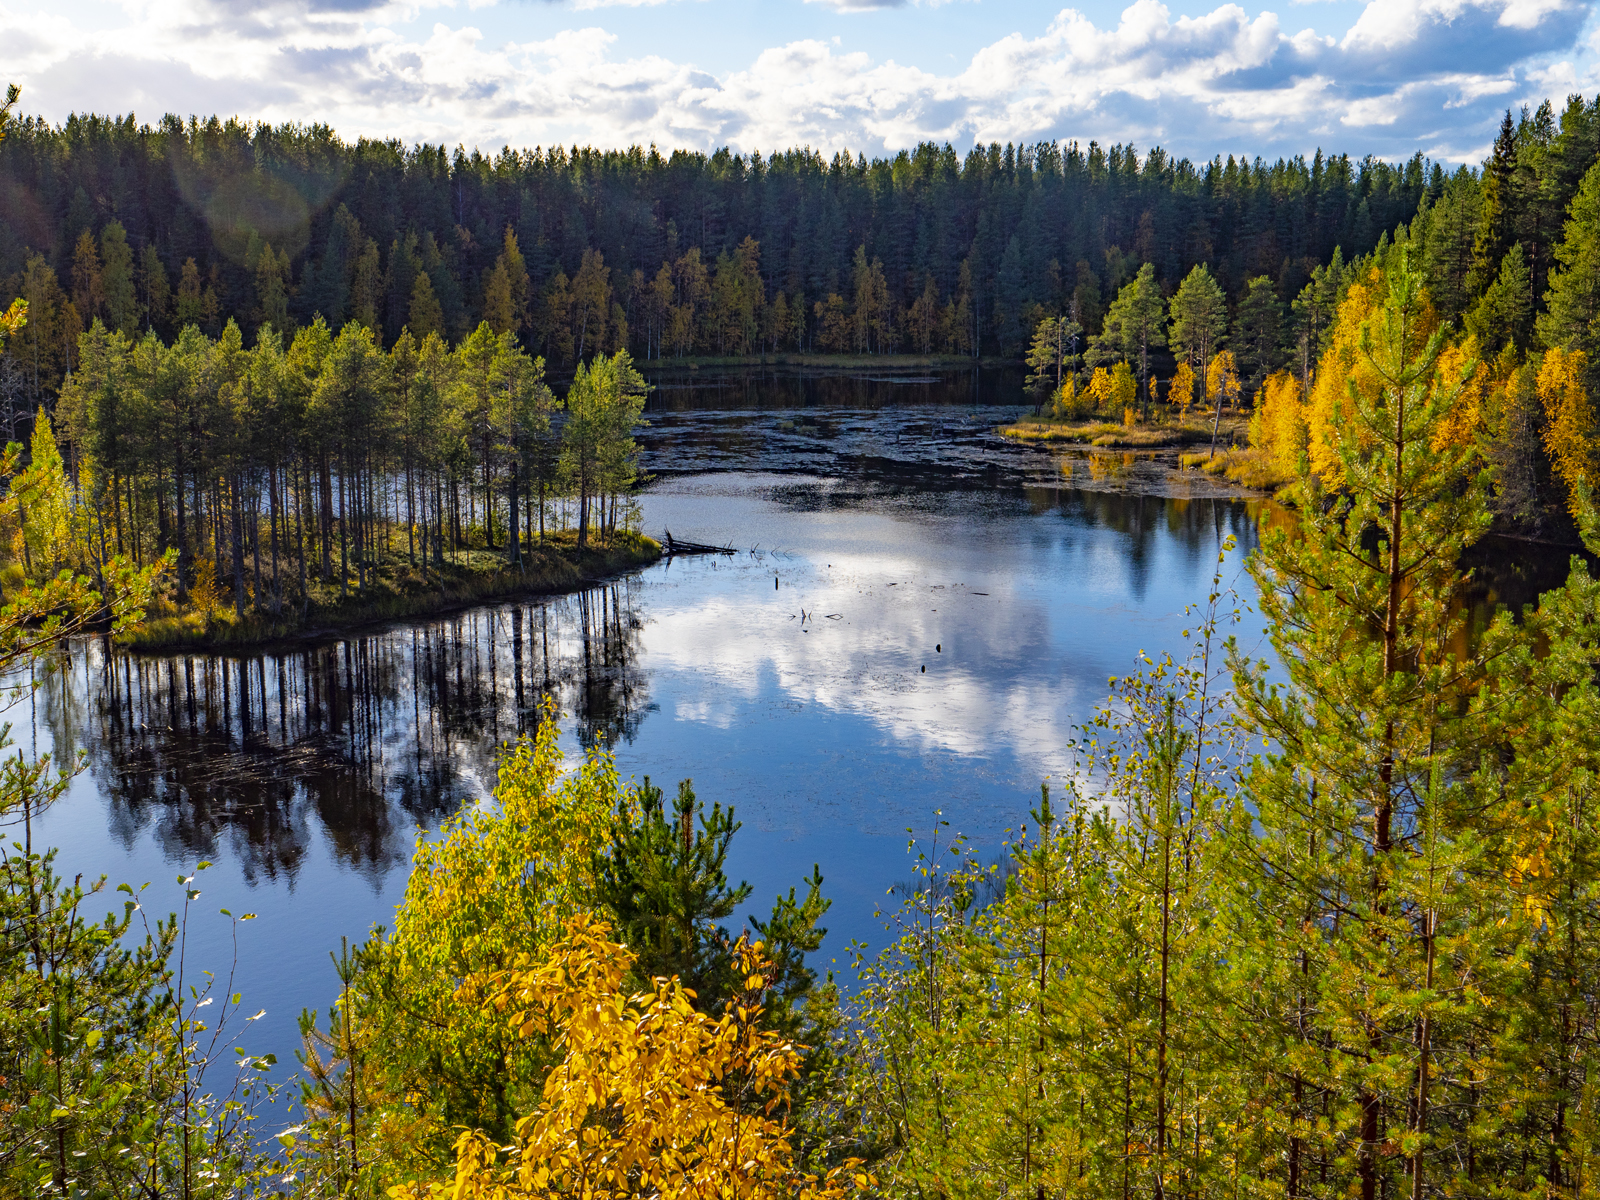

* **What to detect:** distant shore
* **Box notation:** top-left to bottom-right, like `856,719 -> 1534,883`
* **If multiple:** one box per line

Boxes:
119,533 -> 662,655
638,353 -> 1022,371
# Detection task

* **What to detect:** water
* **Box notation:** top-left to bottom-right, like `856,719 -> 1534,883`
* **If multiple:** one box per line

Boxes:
20,367 -> 1270,1092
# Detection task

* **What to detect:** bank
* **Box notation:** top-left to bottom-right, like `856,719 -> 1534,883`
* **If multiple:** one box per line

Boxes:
119,531 -> 662,654
639,352 -> 1021,371
997,414 -> 1298,492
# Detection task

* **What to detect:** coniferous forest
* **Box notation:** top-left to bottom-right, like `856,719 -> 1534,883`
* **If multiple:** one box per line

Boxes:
12,75 -> 1600,1200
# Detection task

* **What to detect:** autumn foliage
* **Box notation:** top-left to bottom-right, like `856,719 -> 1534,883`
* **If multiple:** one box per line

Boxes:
1540,346 -> 1596,516
392,915 -> 865,1200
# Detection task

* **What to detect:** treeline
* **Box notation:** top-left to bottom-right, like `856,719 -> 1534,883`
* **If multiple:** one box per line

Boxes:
1005,98 -> 1600,529
0,103 -> 1441,407
30,317 -> 649,632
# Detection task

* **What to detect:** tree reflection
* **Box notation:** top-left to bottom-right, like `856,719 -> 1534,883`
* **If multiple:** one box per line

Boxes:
41,581 -> 649,882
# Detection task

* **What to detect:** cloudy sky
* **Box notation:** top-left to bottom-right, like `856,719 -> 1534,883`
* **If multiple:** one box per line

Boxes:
4,0 -> 1597,165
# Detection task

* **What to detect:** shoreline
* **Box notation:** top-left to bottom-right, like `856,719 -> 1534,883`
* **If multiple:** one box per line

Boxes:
996,415 -> 1294,493
996,414 -> 1249,450
637,352 -> 1023,373
118,535 -> 663,656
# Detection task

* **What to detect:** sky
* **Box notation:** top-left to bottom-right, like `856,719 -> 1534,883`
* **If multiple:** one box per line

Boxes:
4,0 -> 1599,167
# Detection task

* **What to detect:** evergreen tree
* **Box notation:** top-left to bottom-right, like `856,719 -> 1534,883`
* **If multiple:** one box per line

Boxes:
1233,252 -> 1512,1200
408,272 -> 443,342
1232,275 -> 1283,399
1168,265 -> 1227,412
1024,314 -> 1080,414
1539,159 -> 1600,388
1464,240 -> 1533,357
1468,110 -> 1519,296
1091,263 -> 1165,419
99,221 -> 139,335
594,777 -> 752,1001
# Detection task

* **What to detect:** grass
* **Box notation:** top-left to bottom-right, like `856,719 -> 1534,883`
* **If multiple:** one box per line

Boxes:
1178,447 -> 1296,491
120,530 -> 661,653
998,415 -> 1246,448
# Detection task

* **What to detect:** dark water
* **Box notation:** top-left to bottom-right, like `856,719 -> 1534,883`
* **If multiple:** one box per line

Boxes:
24,368 -> 1271,1093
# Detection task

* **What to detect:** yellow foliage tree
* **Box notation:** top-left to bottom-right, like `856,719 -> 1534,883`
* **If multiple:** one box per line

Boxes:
1248,369 -> 1308,478
394,914 -> 865,1200
349,708 -> 629,1178
1087,362 -> 1136,419
1428,337 -> 1490,452
1205,350 -> 1239,412
1305,266 -> 1444,482
11,409 -> 77,575
1085,366 -> 1112,414
0,297 -> 23,349
1049,377 -> 1081,420
1170,361 -> 1197,417
1540,346 -> 1596,518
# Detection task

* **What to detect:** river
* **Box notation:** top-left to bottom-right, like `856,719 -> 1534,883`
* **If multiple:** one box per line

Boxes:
22,365 -> 1269,1091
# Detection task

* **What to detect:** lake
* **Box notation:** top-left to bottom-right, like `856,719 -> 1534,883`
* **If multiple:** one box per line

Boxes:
21,366 -> 1268,1089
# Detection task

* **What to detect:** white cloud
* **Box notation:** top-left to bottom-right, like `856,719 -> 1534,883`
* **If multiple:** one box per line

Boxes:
571,0 -> 675,9
0,0 -> 1591,163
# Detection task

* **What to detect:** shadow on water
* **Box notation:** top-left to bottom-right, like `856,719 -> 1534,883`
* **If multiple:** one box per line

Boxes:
642,364 -> 1024,413
33,582 -> 647,884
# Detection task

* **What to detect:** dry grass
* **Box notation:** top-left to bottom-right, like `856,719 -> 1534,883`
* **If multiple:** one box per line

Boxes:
1178,448 -> 1296,491
121,531 -> 661,653
999,417 -> 1225,448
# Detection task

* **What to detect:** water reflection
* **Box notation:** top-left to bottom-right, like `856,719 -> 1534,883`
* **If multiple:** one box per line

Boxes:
35,583 -> 646,883
642,364 -> 1024,413
27,388 -> 1276,1082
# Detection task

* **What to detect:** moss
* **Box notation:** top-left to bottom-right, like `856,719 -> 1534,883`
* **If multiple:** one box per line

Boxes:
120,532 -> 661,653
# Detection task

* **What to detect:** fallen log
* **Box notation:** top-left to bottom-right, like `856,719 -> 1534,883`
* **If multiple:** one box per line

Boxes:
663,530 -> 738,556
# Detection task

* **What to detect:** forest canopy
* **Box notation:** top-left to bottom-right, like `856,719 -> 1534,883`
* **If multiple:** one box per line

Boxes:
0,102 -> 1435,401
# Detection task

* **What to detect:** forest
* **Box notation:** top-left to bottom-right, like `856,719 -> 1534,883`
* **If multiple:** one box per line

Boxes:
9,82 -> 1600,1199
0,96 -> 1440,410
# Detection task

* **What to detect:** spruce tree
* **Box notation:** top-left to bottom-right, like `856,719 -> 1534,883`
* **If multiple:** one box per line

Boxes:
1467,110 -> 1518,298
1538,159 -> 1600,395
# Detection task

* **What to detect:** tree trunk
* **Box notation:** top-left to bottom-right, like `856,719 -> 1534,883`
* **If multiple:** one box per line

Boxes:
230,472 -> 246,620
319,454 -> 334,580
508,455 -> 522,567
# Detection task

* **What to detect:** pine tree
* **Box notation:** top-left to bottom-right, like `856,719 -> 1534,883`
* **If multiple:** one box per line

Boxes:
1092,263 -> 1165,419
70,231 -> 103,333
408,272 -> 443,342
99,221 -> 139,335
252,243 -> 291,336
139,244 -> 169,334
1169,265 -> 1227,412
1232,251 -> 1509,1200
1463,240 -> 1532,356
1024,314 -> 1080,414
1232,275 -> 1284,399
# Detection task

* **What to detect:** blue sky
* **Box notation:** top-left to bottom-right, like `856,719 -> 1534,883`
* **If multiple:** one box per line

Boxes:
6,0 -> 1599,165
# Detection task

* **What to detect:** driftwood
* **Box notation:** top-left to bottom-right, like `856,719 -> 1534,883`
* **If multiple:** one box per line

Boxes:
663,531 -> 737,557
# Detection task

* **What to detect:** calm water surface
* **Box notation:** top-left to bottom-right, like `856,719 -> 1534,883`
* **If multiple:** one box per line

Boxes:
23,369 -> 1269,1084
